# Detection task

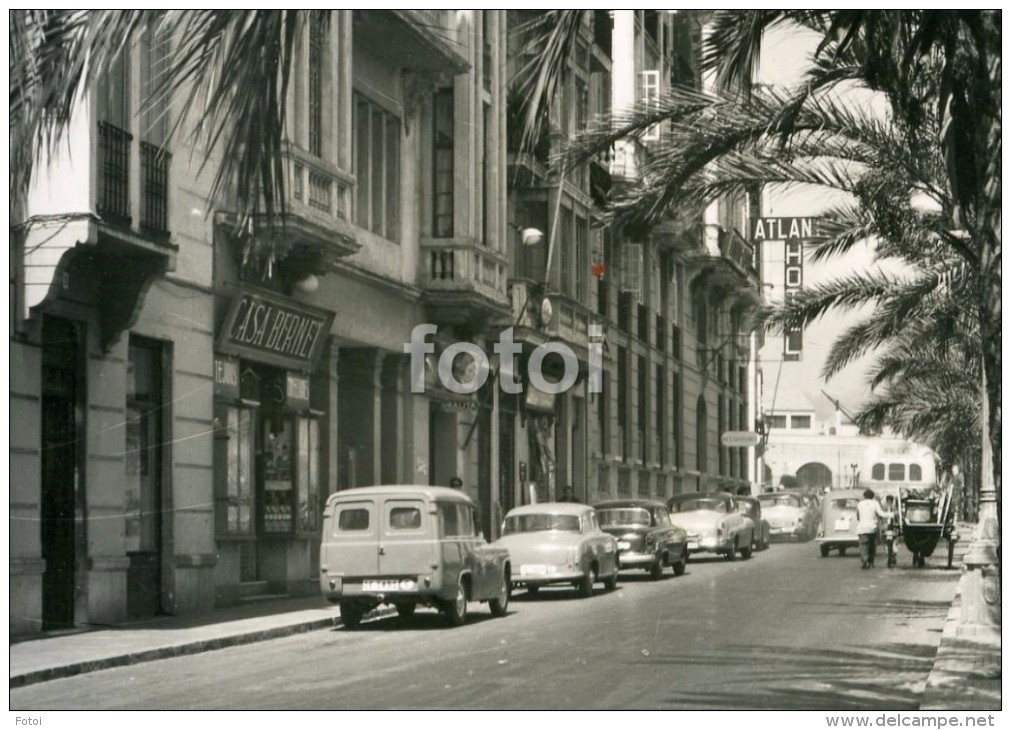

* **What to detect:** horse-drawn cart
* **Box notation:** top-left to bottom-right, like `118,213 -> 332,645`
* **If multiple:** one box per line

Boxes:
899,482 -> 958,567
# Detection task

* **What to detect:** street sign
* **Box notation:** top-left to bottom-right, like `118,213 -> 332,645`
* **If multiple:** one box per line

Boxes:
721,431 -> 761,448
751,217 -> 825,241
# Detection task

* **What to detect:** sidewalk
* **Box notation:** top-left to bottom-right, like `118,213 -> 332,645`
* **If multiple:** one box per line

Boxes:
9,596 -> 392,689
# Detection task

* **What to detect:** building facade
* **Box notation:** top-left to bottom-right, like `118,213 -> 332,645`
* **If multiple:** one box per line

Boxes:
11,9 -> 760,637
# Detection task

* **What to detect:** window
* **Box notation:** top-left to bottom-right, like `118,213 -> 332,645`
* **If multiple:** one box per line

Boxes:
433,88 -> 454,237
872,463 -> 886,481
718,394 -> 726,475
576,216 -> 588,303
224,406 -> 255,535
389,506 -> 422,530
639,70 -> 660,141
338,508 -> 370,531
617,347 -> 629,460
308,11 -> 326,157
790,415 -> 812,429
888,463 -> 906,481
561,208 -> 575,296
909,464 -> 923,482
439,502 -> 460,537
671,371 -> 682,467
767,414 -> 787,429
637,355 -> 647,462
482,102 -> 491,245
354,93 -> 401,241
598,370 -> 609,455
656,364 -> 665,465
696,395 -> 708,472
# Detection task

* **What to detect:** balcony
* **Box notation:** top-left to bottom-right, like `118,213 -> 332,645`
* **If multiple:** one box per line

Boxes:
244,144 -> 359,271
353,10 -> 469,74
506,280 -> 594,368
684,224 -> 761,305
420,241 -> 511,328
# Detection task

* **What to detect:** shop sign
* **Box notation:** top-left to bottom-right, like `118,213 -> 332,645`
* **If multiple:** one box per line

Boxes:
441,400 -> 478,413
286,373 -> 311,411
218,289 -> 334,371
213,355 -> 240,400
751,217 -> 825,241
524,385 -> 557,413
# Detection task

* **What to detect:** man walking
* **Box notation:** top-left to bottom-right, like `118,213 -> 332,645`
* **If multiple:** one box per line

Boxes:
856,489 -> 893,569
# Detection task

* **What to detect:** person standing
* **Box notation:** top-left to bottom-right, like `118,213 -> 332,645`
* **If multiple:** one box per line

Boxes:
856,489 -> 893,569
557,485 -> 580,503
449,477 -> 463,490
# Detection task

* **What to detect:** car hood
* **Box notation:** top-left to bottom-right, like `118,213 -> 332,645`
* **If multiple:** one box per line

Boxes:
495,531 -> 584,563
763,505 -> 803,521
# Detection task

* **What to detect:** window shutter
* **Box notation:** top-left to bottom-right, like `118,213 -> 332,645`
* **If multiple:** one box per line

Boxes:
640,70 -> 660,141
620,243 -> 643,302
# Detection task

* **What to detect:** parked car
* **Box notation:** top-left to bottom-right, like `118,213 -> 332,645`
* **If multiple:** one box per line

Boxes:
595,499 -> 690,579
496,503 -> 619,597
758,491 -> 819,541
319,485 -> 511,628
667,492 -> 755,560
736,496 -> 771,551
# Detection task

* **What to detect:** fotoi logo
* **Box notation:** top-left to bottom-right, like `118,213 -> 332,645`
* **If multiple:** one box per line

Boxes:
404,324 -> 605,395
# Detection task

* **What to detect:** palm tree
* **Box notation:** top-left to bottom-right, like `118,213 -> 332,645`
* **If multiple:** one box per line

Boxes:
11,9 -> 306,231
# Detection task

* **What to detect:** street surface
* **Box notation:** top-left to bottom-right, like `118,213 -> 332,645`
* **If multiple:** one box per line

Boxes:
11,542 -> 960,710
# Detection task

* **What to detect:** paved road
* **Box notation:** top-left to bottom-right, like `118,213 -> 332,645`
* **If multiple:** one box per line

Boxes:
11,542 -> 960,710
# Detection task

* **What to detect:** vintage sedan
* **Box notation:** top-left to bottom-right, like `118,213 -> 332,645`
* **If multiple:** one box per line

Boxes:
758,491 -> 819,541
736,496 -> 771,551
595,499 -> 690,579
496,503 -> 619,597
320,486 -> 511,629
668,492 -> 755,560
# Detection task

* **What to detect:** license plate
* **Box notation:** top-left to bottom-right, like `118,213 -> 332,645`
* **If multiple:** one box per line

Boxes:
834,518 -> 851,531
687,540 -> 700,550
616,541 -> 631,550
520,564 -> 548,576
362,579 -> 416,592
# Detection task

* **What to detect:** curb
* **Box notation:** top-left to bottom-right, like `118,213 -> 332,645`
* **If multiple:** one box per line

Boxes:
10,606 -> 397,689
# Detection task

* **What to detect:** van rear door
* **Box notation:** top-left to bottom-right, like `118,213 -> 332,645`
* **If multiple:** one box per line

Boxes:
324,499 -> 379,579
379,498 -> 436,584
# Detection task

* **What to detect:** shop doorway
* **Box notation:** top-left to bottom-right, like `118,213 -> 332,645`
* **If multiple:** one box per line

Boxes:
41,317 -> 81,630
498,397 -> 516,516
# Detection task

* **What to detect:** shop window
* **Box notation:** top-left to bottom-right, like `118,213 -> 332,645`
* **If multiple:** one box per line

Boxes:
888,463 -> 906,481
871,463 -> 885,481
223,405 -> 255,535
263,418 -> 295,534
296,416 -> 322,533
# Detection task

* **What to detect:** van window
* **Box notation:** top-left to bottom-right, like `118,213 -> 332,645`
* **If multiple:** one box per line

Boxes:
439,502 -> 461,537
338,508 -> 370,531
458,505 -> 476,537
389,506 -> 422,530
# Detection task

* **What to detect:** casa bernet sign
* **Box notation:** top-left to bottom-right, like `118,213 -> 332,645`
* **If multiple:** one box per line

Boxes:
751,217 -> 825,242
218,289 -> 334,371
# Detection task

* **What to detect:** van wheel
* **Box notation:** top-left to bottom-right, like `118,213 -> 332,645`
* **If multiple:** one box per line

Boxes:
444,579 -> 468,627
340,601 -> 364,630
395,603 -> 416,619
489,572 -> 510,617
820,544 -> 831,558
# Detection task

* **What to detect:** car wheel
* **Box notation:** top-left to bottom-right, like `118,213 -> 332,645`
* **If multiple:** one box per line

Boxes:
740,541 -> 753,560
340,601 -> 364,630
673,549 -> 687,576
395,603 -> 416,619
725,539 -> 737,561
577,567 -> 594,598
489,571 -> 510,617
526,584 -> 539,596
649,557 -> 664,581
820,544 -> 831,558
444,578 -> 468,627
604,569 -> 618,592
839,546 -> 848,556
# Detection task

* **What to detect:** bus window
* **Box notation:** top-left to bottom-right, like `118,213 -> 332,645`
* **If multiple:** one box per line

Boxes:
909,464 -> 922,481
888,463 -> 906,481
872,463 -> 885,481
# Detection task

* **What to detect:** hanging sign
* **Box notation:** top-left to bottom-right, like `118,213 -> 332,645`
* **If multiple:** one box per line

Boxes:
213,355 -> 240,400
751,217 -> 825,241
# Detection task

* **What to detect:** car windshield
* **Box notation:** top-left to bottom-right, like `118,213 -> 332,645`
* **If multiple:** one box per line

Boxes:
670,498 -> 727,513
597,508 -> 651,528
759,494 -> 802,508
503,513 -> 581,535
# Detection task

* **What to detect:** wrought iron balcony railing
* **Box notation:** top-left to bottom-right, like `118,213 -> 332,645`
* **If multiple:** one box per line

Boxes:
98,122 -> 132,224
140,142 -> 171,237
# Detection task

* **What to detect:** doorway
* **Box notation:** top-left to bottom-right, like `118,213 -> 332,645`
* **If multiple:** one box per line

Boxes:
126,338 -> 166,617
41,317 -> 82,630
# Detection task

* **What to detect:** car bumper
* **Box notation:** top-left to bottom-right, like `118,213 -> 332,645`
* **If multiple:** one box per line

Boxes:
321,575 -> 447,604
685,536 -> 732,554
769,526 -> 806,539
617,550 -> 657,567
816,536 -> 859,547
513,564 -> 584,586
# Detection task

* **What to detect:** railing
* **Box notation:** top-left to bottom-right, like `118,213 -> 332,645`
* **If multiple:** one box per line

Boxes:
287,145 -> 352,224
140,142 -> 171,236
422,241 -> 509,303
98,122 -> 132,223
719,227 -> 757,276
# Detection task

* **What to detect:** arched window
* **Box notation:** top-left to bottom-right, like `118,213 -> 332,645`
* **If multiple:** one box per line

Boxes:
871,463 -> 885,481
888,463 -> 906,481
696,395 -> 707,472
909,464 -> 922,481
797,462 -> 833,490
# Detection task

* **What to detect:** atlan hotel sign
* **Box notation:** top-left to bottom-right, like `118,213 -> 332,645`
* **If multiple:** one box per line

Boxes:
751,217 -> 825,242
218,289 -> 334,371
